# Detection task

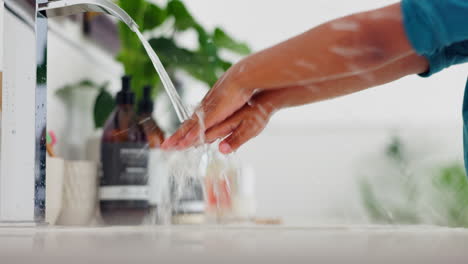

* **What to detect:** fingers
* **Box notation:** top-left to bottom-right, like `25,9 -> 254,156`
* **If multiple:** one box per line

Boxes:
163,81 -> 253,150
177,120 -> 202,149
200,84 -> 251,131
212,101 -> 271,154
218,114 -> 267,154
205,115 -> 242,143
161,115 -> 199,150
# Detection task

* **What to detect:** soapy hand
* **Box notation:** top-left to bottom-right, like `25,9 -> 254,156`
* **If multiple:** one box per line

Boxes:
161,61 -> 269,154
204,98 -> 273,154
201,86 -> 325,153
161,76 -> 326,154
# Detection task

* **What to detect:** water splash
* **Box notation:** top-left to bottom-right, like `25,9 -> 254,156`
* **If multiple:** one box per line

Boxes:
129,25 -> 242,225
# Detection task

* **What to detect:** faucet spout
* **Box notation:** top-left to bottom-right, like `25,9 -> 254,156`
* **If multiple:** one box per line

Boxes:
38,0 -> 138,31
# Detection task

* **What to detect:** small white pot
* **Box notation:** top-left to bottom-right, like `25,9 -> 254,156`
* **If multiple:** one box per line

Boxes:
57,160 -> 98,226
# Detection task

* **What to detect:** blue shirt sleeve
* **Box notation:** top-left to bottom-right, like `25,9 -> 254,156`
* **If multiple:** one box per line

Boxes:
402,0 -> 468,77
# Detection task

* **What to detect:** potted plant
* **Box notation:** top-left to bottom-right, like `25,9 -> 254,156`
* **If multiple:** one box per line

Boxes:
57,0 -> 251,129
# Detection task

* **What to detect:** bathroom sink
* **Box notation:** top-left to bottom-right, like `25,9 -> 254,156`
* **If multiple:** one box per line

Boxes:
0,225 -> 466,263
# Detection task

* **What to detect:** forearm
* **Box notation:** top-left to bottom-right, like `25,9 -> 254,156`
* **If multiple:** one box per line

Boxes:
254,46 -> 427,113
202,49 -> 426,153
231,3 -> 427,94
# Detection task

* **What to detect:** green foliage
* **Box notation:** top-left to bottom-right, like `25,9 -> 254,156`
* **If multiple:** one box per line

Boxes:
116,0 -> 158,99
213,28 -> 250,55
360,136 -> 468,227
93,88 -> 115,129
432,164 -> 468,227
116,0 -> 251,97
166,0 -> 197,31
386,137 -> 405,163
360,179 -> 421,224
58,0 -> 250,130
143,4 -> 167,30
359,137 -> 420,224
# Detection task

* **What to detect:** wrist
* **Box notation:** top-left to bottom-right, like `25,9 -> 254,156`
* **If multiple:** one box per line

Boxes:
252,94 -> 280,118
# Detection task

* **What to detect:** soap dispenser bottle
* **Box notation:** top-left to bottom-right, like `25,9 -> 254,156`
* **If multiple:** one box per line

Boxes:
137,85 -> 165,148
99,75 -> 150,225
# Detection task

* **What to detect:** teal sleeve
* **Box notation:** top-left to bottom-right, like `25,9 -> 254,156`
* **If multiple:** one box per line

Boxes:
402,0 -> 468,76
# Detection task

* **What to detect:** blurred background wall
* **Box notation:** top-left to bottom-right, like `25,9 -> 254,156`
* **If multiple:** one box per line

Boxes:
1,0 -> 467,224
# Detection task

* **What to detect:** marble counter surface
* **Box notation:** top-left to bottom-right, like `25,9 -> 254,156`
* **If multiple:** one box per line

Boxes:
0,225 -> 467,263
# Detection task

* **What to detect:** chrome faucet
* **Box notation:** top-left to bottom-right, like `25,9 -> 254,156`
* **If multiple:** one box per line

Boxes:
0,0 -> 137,225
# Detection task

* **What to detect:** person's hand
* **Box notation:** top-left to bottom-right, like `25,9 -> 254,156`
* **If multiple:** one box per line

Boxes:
161,75 -> 314,154
204,98 -> 274,154
162,61 -> 273,153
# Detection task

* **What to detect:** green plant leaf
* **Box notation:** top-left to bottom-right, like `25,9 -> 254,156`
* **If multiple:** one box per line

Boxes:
117,0 -> 146,22
149,37 -> 194,65
213,28 -> 251,55
94,88 -> 115,129
149,37 -> 220,86
386,137 -> 405,162
182,62 -> 219,86
143,4 -> 167,31
360,179 -> 388,223
219,59 -> 233,71
432,163 -> 468,227
194,24 -> 209,46
167,0 -> 198,31
199,40 -> 218,58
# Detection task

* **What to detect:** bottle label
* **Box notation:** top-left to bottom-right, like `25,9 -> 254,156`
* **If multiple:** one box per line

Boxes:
100,185 -> 149,200
100,142 -> 149,200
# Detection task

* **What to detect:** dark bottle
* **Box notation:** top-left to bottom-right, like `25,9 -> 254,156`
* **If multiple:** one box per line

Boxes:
137,85 -> 165,148
100,76 -> 150,225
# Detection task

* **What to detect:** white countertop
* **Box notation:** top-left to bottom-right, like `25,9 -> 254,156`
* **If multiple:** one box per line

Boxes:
0,225 -> 467,263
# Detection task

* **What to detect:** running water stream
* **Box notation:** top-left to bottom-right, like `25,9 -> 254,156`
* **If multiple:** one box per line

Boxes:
133,27 -> 191,123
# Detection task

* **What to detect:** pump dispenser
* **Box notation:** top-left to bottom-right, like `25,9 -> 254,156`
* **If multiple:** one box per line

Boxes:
102,75 -> 137,142
138,85 -> 154,114
137,85 -> 165,148
116,75 -> 135,106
